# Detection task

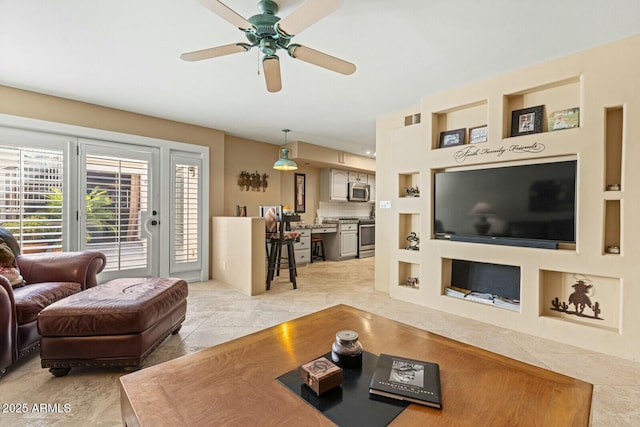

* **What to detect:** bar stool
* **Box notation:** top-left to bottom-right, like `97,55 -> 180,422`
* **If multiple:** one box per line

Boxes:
311,237 -> 325,263
260,205 -> 298,290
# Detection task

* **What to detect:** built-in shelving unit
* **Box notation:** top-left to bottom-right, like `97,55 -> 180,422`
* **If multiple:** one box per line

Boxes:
605,106 -> 623,190
398,213 -> 420,250
503,77 -> 580,138
431,100 -> 488,148
398,172 -> 420,198
398,261 -> 420,289
376,34 -> 640,361
540,269 -> 620,333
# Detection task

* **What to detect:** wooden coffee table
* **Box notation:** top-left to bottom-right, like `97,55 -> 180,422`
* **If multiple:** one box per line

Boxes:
120,305 -> 592,426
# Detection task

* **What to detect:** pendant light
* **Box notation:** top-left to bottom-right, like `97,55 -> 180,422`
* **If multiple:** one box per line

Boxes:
273,128 -> 298,171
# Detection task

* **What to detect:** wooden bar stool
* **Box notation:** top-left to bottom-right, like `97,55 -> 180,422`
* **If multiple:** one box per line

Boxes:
260,205 -> 299,290
311,237 -> 325,263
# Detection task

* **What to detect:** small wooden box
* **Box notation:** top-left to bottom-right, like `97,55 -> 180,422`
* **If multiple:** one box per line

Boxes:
300,357 -> 343,395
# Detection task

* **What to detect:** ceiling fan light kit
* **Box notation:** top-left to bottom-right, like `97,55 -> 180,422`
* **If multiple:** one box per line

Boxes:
184,0 -> 356,92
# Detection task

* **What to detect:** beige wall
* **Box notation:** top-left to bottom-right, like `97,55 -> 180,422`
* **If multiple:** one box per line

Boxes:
224,136 -> 322,223
0,85 -> 225,217
224,135 -> 282,217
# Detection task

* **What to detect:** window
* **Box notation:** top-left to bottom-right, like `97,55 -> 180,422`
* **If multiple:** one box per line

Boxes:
1,118 -> 209,282
174,163 -> 199,264
85,154 -> 149,272
0,145 -> 64,252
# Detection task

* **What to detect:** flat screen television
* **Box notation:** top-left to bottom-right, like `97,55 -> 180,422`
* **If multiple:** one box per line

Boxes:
434,160 -> 576,246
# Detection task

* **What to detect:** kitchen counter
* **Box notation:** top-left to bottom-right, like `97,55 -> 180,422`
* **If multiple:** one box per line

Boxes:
291,223 -> 338,230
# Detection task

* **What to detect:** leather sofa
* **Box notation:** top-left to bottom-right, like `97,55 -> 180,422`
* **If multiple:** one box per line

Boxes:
0,228 -> 106,377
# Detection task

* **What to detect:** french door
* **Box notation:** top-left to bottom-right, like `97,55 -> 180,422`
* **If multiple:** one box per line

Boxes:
78,140 -> 160,280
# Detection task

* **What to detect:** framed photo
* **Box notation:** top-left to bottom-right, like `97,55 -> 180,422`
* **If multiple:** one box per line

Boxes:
548,107 -> 579,131
294,173 -> 306,213
469,125 -> 488,143
510,105 -> 544,137
439,128 -> 466,148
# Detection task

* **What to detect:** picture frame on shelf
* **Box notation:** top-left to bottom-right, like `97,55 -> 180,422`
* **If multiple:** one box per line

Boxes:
439,128 -> 466,148
510,105 -> 544,137
294,173 -> 306,213
469,125 -> 488,143
548,107 -> 579,131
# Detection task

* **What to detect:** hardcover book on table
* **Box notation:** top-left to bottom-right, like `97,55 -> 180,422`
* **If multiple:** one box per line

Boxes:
369,353 -> 442,409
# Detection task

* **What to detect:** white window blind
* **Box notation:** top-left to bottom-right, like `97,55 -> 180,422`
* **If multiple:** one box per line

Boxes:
174,163 -> 199,264
85,155 -> 149,272
0,145 -> 64,252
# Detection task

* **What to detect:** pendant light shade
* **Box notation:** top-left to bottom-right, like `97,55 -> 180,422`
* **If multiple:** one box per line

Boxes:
273,129 -> 298,171
273,147 -> 298,170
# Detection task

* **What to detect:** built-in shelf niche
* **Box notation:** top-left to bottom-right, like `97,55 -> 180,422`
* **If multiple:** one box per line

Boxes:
605,106 -> 623,191
443,259 -> 521,311
398,261 -> 420,289
541,270 -> 619,333
604,200 -> 621,254
398,172 -> 420,198
431,100 -> 488,149
399,213 -> 420,250
504,77 -> 580,139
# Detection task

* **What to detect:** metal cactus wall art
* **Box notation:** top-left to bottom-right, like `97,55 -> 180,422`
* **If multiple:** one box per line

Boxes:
550,277 -> 603,320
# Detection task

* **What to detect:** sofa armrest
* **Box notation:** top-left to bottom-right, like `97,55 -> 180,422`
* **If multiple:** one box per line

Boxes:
0,274 -> 16,371
17,251 -> 107,290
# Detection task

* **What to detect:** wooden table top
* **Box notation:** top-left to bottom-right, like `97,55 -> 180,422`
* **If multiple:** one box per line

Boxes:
120,305 -> 592,426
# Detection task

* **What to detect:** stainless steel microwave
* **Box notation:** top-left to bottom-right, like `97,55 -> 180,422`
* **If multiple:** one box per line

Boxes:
348,182 -> 370,202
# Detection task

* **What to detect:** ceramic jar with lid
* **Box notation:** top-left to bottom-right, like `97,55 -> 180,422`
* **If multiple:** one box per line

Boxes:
331,330 -> 363,368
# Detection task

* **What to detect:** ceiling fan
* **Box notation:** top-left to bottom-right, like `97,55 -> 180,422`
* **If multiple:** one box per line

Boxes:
181,0 -> 356,92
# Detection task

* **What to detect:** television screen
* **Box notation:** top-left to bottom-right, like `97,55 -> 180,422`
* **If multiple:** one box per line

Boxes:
434,160 -> 576,243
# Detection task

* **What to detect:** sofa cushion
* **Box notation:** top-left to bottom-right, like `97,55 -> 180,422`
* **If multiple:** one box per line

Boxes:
12,282 -> 81,324
38,277 -> 188,336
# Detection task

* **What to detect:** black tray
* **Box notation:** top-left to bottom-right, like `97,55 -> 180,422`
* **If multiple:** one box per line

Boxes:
277,351 -> 408,426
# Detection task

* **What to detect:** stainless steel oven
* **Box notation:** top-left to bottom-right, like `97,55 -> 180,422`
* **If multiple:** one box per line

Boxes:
358,219 -> 375,258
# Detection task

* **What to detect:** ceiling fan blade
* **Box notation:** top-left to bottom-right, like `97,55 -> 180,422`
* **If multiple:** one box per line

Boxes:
197,0 -> 255,31
288,44 -> 356,75
263,55 -> 282,93
277,0 -> 341,36
181,43 -> 250,61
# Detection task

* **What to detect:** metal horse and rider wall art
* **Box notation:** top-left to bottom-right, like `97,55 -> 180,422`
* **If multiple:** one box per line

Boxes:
550,277 -> 603,320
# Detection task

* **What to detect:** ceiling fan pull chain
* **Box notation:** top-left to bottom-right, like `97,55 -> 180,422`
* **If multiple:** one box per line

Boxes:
257,50 -> 261,75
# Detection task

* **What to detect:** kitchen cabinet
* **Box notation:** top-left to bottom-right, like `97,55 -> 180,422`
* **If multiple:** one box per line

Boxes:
321,168 -> 375,203
324,222 -> 358,260
311,226 -> 337,234
320,168 -> 348,201
282,229 -> 311,265
348,171 -> 368,183
339,223 -> 358,258
367,174 -> 376,202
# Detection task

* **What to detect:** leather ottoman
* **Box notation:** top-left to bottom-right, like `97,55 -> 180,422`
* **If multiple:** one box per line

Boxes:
37,277 -> 188,377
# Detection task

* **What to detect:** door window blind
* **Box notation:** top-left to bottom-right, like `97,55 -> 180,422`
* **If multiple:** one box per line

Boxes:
0,145 -> 64,252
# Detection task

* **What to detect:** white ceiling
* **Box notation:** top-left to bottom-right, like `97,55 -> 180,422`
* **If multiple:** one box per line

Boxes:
1,1 -> 639,157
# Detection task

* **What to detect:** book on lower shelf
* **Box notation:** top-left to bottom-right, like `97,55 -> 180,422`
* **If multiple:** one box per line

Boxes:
464,291 -> 495,305
369,353 -> 442,409
444,285 -> 471,298
493,296 -> 520,311
444,287 -> 521,311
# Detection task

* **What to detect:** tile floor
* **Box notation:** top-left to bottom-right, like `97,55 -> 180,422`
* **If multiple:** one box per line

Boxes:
1,257 -> 639,426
